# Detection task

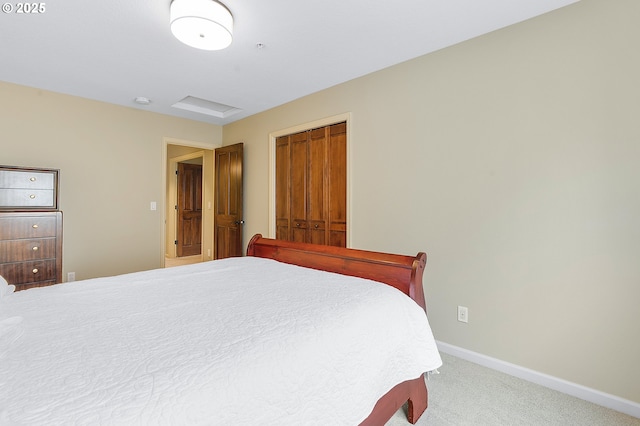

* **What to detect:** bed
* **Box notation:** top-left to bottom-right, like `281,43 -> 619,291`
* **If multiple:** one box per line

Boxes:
0,234 -> 442,425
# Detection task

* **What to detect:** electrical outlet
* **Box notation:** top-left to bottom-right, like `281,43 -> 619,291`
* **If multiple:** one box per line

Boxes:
457,305 -> 469,323
67,272 -> 76,282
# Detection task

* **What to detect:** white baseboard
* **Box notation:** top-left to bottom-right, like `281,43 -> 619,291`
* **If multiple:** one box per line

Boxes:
436,341 -> 640,419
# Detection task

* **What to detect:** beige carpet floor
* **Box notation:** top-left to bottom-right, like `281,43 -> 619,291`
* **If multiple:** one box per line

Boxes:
385,353 -> 640,426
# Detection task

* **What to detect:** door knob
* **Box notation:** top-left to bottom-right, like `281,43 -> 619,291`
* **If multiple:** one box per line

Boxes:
234,220 -> 245,225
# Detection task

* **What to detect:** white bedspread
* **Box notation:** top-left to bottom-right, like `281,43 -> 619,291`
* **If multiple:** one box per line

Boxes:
0,257 -> 442,425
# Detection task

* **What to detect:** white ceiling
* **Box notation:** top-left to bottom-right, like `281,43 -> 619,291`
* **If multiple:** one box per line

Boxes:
0,0 -> 578,125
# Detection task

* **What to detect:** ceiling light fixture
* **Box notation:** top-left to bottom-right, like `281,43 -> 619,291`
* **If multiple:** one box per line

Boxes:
170,0 -> 233,51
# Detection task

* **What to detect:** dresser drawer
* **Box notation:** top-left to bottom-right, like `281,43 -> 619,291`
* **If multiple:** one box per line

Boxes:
0,169 -> 55,189
0,259 -> 57,285
0,238 -> 57,262
0,215 -> 59,239
0,189 -> 56,209
13,280 -> 58,291
0,166 -> 58,210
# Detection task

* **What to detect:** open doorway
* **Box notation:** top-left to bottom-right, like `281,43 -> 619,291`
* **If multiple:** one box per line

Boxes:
165,143 -> 215,267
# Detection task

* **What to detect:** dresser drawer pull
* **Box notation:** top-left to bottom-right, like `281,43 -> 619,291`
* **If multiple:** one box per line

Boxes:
32,268 -> 39,274
32,246 -> 39,251
30,177 -> 37,182
32,224 -> 39,229
30,194 -> 36,199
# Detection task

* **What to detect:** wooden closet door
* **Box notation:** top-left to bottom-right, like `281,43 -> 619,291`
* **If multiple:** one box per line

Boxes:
274,122 -> 347,248
327,122 -> 347,247
307,127 -> 327,245
289,131 -> 308,243
275,136 -> 290,241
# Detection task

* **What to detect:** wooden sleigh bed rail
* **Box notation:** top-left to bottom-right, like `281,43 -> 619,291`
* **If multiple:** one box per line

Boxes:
246,234 -> 431,425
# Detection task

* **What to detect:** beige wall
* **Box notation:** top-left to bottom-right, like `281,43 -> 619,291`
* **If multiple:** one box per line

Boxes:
0,82 -> 221,280
223,0 -> 640,404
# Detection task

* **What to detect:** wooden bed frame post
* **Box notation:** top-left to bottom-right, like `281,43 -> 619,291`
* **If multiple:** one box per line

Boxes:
247,234 -> 431,425
359,373 -> 428,425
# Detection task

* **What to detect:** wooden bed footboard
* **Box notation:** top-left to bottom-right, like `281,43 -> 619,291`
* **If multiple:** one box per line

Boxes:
246,234 -> 430,424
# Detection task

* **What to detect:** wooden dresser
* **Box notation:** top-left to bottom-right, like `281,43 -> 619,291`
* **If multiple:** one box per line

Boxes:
0,166 -> 62,291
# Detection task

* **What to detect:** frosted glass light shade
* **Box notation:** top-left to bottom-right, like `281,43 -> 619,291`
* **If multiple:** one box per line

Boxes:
170,0 -> 233,51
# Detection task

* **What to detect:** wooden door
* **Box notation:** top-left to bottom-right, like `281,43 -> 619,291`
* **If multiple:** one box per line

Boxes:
327,122 -> 347,247
275,136 -> 290,241
307,127 -> 327,245
289,131 -> 308,243
214,143 -> 244,258
275,122 -> 347,247
176,162 -> 202,257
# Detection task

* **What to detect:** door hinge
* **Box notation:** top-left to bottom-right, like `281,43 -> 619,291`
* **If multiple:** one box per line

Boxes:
174,240 -> 178,245
175,205 -> 178,210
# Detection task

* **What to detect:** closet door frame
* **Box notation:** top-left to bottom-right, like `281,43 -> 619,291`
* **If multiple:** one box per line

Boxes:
268,112 -> 352,247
